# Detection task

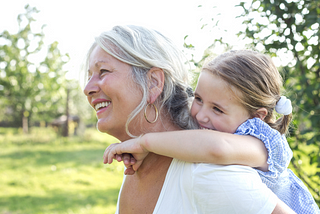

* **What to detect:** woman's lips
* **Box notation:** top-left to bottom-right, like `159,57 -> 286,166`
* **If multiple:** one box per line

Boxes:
96,106 -> 109,116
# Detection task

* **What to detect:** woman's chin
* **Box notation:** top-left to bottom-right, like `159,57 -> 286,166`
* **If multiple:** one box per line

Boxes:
96,120 -> 109,133
96,125 -> 104,133
96,120 -> 123,138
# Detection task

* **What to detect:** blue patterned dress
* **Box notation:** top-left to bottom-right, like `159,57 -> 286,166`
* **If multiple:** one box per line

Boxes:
235,118 -> 320,214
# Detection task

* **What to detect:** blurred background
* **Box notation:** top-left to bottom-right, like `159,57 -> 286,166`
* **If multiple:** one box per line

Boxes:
0,0 -> 319,213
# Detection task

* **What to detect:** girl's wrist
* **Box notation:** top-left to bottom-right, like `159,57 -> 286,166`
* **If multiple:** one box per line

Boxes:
139,133 -> 148,151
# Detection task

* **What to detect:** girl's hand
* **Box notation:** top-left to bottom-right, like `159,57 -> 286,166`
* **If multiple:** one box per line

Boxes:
115,153 -> 137,175
115,153 -> 137,166
103,136 -> 149,172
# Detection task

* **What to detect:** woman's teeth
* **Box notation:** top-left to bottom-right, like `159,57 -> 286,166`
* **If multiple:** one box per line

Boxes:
95,101 -> 111,111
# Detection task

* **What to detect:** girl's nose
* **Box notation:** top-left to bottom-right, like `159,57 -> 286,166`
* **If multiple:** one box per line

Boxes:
195,108 -> 209,124
84,76 -> 100,97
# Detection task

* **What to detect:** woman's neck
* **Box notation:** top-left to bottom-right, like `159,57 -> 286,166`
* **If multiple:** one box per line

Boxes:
134,118 -> 181,175
135,152 -> 173,178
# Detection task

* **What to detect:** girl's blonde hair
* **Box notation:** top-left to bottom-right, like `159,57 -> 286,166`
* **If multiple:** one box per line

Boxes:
86,25 -> 197,137
203,50 -> 292,135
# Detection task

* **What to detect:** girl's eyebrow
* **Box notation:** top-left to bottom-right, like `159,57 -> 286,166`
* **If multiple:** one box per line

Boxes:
210,101 -> 225,111
194,92 -> 200,97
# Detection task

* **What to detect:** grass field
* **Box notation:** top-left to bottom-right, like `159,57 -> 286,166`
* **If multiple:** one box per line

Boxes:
0,127 -> 123,214
0,127 -> 319,213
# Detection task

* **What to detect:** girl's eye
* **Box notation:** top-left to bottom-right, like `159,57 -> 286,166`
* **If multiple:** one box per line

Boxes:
213,107 -> 223,113
195,96 -> 202,103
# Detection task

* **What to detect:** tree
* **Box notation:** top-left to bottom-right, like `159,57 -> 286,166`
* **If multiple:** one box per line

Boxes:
0,5 -> 69,133
237,0 -> 320,205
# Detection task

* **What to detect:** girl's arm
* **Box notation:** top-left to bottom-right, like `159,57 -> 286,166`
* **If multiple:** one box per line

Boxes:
103,129 -> 268,172
142,130 -> 268,171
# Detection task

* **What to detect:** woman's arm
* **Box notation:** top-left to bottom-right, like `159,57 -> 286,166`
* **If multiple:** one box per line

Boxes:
104,129 -> 268,171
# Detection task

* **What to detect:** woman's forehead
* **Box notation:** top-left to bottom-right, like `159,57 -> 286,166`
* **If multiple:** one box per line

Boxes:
89,46 -> 119,68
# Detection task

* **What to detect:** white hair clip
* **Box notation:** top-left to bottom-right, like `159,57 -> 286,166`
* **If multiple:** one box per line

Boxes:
275,96 -> 292,115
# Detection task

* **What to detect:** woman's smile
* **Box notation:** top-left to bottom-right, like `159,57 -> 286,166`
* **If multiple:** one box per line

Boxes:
91,98 -> 112,116
84,45 -> 143,139
94,101 -> 111,111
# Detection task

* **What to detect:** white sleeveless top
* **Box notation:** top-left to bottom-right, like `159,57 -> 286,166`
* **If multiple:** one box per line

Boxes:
116,159 -> 277,214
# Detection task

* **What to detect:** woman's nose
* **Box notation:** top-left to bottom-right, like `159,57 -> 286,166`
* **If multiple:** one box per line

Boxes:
83,76 -> 100,96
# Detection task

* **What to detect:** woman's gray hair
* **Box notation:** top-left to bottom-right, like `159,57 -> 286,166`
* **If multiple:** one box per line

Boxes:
86,25 -> 198,137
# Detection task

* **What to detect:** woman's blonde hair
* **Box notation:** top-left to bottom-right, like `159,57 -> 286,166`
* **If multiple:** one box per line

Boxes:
86,25 -> 197,137
203,50 -> 292,135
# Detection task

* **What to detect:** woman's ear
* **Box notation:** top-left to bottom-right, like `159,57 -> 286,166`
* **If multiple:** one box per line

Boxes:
253,108 -> 268,120
147,67 -> 164,103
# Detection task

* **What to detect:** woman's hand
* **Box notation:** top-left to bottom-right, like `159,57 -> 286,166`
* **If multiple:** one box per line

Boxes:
103,136 -> 149,172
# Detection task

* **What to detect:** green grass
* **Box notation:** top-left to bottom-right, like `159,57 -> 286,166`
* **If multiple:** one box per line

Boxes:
0,127 -> 123,214
1,127 -> 319,213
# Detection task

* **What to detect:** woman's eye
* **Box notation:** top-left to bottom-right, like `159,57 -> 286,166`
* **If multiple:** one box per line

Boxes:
87,74 -> 92,81
100,69 -> 110,74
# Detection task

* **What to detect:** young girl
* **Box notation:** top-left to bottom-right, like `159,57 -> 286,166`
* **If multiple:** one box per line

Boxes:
103,50 -> 319,213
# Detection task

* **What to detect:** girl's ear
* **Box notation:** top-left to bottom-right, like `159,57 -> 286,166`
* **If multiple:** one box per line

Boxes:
253,108 -> 268,120
147,67 -> 164,103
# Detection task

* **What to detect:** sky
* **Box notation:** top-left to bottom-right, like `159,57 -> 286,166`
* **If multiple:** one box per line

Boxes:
0,0 -> 248,81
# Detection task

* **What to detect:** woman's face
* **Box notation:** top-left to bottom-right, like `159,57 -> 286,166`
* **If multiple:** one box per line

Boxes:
84,45 -> 143,139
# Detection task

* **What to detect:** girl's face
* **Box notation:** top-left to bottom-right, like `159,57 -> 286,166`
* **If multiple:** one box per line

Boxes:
84,46 -> 143,140
191,70 -> 250,134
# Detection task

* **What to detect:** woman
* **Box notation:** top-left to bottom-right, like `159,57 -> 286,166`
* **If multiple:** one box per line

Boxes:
84,25 -> 294,213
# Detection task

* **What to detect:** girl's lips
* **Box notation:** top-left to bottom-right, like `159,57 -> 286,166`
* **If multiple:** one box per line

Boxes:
199,124 -> 214,130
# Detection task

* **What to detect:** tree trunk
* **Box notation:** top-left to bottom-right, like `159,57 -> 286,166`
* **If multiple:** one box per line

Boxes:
62,88 -> 69,137
22,115 -> 28,134
22,109 -> 29,134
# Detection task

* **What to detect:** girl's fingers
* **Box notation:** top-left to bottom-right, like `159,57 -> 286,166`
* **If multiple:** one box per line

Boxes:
103,143 -> 138,168
132,161 -> 143,171
103,147 -> 111,164
122,153 -> 131,165
130,155 -> 137,164
103,143 -> 120,164
124,165 -> 135,175
116,154 -> 123,162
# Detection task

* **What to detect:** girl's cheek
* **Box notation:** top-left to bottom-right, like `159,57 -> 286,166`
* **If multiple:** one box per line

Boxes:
190,103 -> 199,119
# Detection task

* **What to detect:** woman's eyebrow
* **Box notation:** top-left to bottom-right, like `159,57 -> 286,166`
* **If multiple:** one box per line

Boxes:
95,60 -> 108,67
87,60 -> 108,75
87,69 -> 92,76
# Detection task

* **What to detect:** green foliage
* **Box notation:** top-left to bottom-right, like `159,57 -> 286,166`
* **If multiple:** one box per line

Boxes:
0,127 -> 122,214
237,0 -> 320,205
0,5 -> 69,129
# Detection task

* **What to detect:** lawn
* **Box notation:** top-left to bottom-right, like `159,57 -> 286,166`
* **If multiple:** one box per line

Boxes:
0,127 -> 123,214
0,127 -> 319,213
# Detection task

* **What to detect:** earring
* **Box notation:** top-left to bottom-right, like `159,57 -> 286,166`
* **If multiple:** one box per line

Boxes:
144,103 -> 159,123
